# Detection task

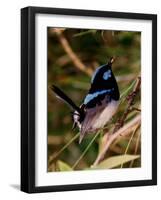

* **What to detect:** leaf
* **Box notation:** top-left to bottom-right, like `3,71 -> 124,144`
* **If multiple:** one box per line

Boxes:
57,160 -> 73,171
73,30 -> 97,37
93,155 -> 140,169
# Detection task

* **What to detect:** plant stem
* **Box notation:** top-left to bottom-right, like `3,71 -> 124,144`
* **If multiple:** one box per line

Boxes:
48,133 -> 80,166
120,79 -> 136,102
120,124 -> 140,168
52,28 -> 93,76
129,129 -> 141,168
113,77 -> 141,133
72,131 -> 100,169
93,114 -> 141,166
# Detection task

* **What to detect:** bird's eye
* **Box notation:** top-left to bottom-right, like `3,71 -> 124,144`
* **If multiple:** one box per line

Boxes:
103,70 -> 111,80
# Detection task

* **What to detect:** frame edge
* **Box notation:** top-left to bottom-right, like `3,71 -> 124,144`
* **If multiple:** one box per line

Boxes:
20,6 -> 157,193
21,7 -> 30,193
21,7 -> 36,193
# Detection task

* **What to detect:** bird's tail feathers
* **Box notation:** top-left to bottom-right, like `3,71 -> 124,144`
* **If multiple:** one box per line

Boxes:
50,85 -> 82,115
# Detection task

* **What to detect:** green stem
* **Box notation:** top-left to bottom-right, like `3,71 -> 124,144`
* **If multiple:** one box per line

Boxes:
120,79 -> 136,102
120,124 -> 139,168
72,131 -> 100,169
49,133 -> 79,166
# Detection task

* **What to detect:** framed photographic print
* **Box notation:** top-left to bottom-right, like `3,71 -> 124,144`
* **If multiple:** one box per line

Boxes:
21,6 -> 157,193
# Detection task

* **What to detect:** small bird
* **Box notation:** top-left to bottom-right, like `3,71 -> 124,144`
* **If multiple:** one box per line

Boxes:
51,57 -> 120,143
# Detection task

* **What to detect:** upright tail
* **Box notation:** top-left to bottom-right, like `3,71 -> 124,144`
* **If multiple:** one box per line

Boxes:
50,85 -> 82,115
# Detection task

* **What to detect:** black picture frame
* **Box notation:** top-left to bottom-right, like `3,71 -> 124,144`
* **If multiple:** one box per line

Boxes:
21,6 -> 157,193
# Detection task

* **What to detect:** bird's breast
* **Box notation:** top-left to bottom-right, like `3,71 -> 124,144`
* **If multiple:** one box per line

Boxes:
91,100 -> 119,130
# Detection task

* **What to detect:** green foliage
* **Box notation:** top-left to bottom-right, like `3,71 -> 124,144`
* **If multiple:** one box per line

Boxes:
57,160 -> 73,171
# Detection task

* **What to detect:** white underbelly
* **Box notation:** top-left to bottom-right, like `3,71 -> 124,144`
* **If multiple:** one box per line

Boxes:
92,100 -> 119,130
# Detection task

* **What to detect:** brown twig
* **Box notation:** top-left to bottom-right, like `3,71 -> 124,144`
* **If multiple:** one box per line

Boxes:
51,28 -> 93,76
92,114 -> 141,167
113,76 -> 141,133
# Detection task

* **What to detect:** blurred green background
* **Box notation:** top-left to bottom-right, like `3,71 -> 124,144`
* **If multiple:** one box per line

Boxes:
47,28 -> 141,172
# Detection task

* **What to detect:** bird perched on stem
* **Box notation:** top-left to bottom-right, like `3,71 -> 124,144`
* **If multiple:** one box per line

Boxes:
51,57 -> 120,143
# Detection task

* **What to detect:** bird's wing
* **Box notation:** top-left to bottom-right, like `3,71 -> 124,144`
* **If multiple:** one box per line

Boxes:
79,104 -> 105,143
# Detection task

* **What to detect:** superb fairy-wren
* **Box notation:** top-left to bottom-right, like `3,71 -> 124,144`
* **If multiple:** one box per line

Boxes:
51,57 -> 120,143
